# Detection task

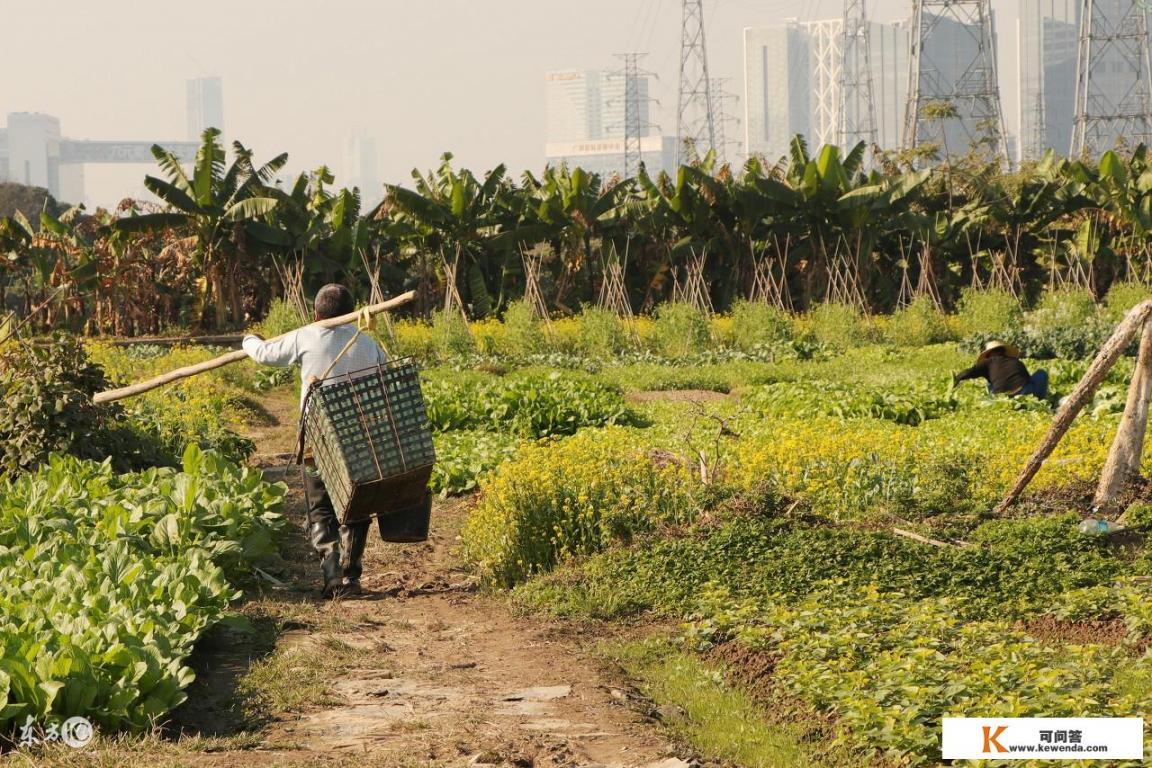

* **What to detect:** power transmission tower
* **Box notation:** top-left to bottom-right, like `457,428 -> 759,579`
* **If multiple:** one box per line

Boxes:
808,20 -> 844,148
710,77 -> 741,165
903,0 -> 1007,163
838,0 -> 879,150
612,53 -> 658,178
677,0 -> 718,165
1071,0 -> 1152,157
1027,87 -> 1048,161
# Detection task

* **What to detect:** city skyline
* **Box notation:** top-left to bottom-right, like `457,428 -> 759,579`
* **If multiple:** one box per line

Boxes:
0,1 -> 1086,207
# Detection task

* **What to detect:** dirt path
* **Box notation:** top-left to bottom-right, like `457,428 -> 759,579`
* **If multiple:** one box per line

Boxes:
196,388 -> 687,768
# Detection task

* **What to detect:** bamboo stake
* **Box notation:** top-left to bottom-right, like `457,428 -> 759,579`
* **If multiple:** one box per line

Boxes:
892,528 -> 968,549
1093,319 -> 1152,512
994,299 -> 1152,514
93,291 -> 416,404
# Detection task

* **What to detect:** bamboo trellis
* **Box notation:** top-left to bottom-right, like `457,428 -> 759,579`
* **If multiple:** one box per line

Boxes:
520,243 -> 557,341
441,245 -> 469,323
750,236 -> 792,310
987,250 -> 1022,298
896,237 -> 916,309
915,240 -> 943,310
674,248 -> 715,315
826,236 -> 868,310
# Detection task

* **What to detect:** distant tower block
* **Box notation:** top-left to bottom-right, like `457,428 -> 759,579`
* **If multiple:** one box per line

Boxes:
1071,0 -> 1152,157
903,0 -> 1007,162
186,77 -> 224,140
676,0 -> 718,164
838,0 -> 879,150
1018,0 -> 1079,162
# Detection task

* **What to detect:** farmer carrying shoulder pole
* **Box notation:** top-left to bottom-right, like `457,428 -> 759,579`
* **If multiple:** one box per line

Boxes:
953,340 -> 1049,399
242,284 -> 388,598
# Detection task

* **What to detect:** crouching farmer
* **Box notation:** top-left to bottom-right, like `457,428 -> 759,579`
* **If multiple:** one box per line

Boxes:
953,340 -> 1049,399
243,284 -> 388,598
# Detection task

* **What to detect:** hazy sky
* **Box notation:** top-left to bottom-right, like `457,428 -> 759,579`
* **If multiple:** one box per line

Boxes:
3,1 -> 1023,207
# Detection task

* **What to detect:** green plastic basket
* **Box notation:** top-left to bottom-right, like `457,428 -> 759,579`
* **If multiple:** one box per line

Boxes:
303,359 -> 436,525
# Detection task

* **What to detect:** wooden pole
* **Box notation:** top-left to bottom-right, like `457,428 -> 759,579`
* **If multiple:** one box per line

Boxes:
994,299 -> 1152,514
1093,319 -> 1152,512
93,291 -> 416,404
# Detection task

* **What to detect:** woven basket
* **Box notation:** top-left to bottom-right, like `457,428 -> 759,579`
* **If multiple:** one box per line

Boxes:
303,359 -> 435,525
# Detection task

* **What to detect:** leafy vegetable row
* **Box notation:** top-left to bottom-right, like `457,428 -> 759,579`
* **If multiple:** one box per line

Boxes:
0,446 -> 285,731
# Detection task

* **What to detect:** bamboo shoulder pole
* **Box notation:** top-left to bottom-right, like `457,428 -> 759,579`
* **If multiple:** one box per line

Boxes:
93,291 -> 416,404
994,299 -> 1152,514
1093,319 -> 1152,512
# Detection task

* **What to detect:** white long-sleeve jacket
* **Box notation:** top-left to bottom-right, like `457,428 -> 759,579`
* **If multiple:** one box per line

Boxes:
242,325 -> 388,411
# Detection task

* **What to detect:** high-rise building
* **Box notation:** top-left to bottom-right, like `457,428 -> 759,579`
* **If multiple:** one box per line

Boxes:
743,23 -> 811,162
0,129 -> 8,182
345,136 -> 382,205
0,112 -> 197,203
544,136 -> 678,179
186,76 -> 225,141
873,21 -> 912,150
1018,1 -> 1079,161
546,71 -> 600,143
744,19 -> 908,161
545,69 -> 651,143
5,113 -> 61,194
545,68 -> 670,176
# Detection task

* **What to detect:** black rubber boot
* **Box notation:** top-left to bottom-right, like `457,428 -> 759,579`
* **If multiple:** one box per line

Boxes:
338,522 -> 370,595
309,521 -> 342,597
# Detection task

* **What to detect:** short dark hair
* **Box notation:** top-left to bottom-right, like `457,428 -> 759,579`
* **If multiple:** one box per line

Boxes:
314,284 -> 355,319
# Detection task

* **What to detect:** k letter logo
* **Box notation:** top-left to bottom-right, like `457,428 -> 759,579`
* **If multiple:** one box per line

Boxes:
983,725 -> 1009,754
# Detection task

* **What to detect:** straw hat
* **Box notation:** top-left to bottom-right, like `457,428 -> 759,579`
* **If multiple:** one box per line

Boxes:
978,340 -> 1021,360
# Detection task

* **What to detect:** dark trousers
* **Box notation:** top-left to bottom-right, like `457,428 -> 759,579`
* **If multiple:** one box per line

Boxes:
302,463 -> 371,583
1018,369 -> 1049,399
987,369 -> 1049,400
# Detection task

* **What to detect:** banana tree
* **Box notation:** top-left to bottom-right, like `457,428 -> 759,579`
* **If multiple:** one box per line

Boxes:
0,214 -> 32,321
839,163 -> 931,306
269,168 -> 371,294
507,165 -> 633,310
114,128 -> 287,328
1072,148 -> 1152,288
385,153 -> 510,317
750,138 -> 877,307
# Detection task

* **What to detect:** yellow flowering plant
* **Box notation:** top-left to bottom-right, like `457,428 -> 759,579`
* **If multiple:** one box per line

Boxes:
462,427 -> 699,586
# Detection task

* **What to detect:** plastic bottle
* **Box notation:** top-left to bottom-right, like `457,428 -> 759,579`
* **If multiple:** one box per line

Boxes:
1078,518 -> 1122,536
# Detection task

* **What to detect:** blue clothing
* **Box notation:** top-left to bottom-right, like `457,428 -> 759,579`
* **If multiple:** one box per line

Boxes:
986,369 -> 1048,399
1019,369 -> 1049,398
